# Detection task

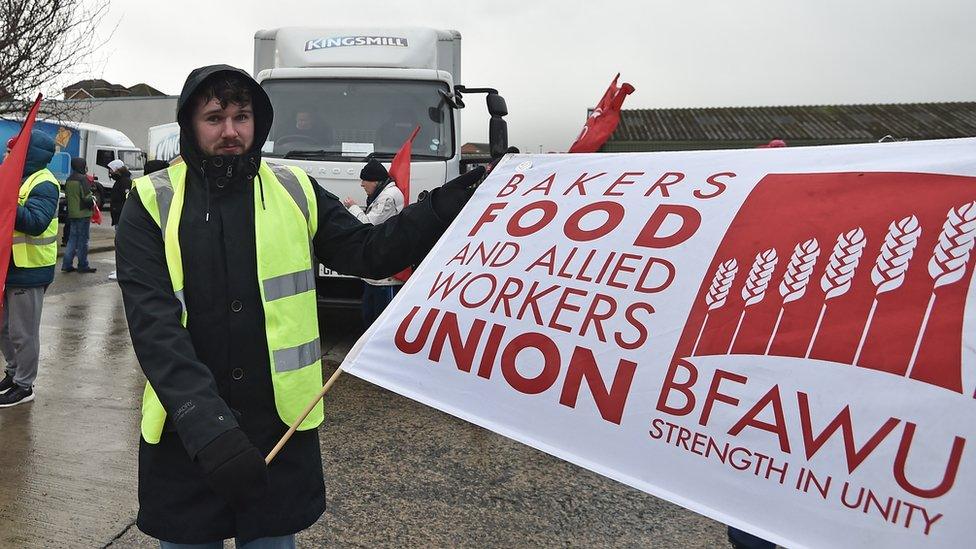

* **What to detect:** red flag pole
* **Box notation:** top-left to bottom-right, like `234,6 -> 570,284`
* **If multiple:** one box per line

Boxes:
0,94 -> 44,302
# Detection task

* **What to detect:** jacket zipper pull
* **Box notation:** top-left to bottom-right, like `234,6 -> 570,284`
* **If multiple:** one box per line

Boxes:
227,165 -> 232,178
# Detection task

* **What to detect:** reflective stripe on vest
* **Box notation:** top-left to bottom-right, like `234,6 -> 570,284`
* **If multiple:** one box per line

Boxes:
12,168 -> 59,268
133,161 -> 323,444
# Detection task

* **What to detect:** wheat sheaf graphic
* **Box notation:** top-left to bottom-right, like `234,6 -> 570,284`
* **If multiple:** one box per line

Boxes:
691,259 -> 738,356
805,228 -> 867,357
906,202 -> 976,387
765,239 -> 820,354
727,248 -> 778,353
853,215 -> 922,365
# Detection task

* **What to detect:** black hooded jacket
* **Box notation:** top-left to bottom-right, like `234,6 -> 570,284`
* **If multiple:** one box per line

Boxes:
109,170 -> 132,225
116,65 -> 470,543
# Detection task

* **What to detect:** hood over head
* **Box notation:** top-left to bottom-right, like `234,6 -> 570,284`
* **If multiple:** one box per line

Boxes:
24,130 -> 55,178
143,159 -> 170,175
176,64 -> 273,184
70,156 -> 87,175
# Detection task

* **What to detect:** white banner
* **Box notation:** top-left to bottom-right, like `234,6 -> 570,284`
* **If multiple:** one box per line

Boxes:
342,138 -> 976,548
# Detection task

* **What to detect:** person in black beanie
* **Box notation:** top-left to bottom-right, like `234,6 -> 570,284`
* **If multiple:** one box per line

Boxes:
342,157 -> 407,326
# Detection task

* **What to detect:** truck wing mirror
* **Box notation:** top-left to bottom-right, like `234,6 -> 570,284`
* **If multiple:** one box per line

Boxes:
486,93 -> 508,117
428,107 -> 444,123
489,118 -> 508,158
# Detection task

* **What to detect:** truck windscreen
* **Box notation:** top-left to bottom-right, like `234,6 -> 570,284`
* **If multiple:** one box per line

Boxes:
262,79 -> 454,161
120,150 -> 145,171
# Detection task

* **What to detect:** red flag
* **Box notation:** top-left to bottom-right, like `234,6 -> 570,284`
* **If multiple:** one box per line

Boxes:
388,125 -> 420,205
0,94 -> 44,299
568,74 -> 635,153
388,125 -> 420,282
88,175 -> 103,224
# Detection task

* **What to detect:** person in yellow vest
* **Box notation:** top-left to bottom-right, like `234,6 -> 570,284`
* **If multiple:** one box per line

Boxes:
0,130 -> 59,408
116,65 -> 483,547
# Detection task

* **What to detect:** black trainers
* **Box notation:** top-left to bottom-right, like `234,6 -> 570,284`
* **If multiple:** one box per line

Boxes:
61,266 -> 76,273
0,385 -> 34,408
0,375 -> 14,394
78,267 -> 97,274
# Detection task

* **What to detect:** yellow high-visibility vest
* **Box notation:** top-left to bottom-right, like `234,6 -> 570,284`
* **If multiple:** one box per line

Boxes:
133,161 -> 323,443
12,168 -> 59,267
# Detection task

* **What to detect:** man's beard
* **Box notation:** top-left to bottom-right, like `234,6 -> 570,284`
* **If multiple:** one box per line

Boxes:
213,139 -> 245,155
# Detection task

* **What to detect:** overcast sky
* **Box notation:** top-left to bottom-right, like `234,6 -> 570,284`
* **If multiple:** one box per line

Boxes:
89,0 -> 975,152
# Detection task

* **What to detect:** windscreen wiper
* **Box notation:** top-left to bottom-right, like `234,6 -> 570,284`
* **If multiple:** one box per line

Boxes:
366,152 -> 445,161
283,149 -> 343,160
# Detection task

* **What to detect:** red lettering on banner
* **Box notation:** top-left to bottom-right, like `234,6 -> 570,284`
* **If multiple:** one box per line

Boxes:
575,249 -> 599,282
797,392 -> 901,473
522,173 -> 556,195
559,346 -> 637,424
580,293 -> 617,342
393,306 -> 639,425
695,172 -> 734,199
549,287 -> 588,333
459,273 -> 498,309
654,360 -> 970,502
526,246 -> 557,275
501,332 -> 561,394
727,386 -> 792,453
469,202 -> 508,236
563,172 -> 605,196
508,200 -> 559,237
656,359 -> 699,416
497,174 -> 523,197
565,201 -> 625,241
556,248 -> 579,279
477,323 -> 507,379
893,422 -> 965,499
427,271 -> 471,301
633,204 -> 701,249
490,277 -> 524,316
605,172 -> 644,196
428,311 -> 486,373
698,369 -> 746,427
644,172 -> 684,197
607,253 -> 643,289
516,281 -> 561,324
394,306 -> 440,354
635,257 -> 676,294
615,303 -> 654,350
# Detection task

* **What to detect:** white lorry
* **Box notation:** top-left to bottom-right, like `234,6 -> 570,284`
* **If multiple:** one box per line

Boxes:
253,26 -> 509,305
2,118 -> 144,207
70,121 -> 145,207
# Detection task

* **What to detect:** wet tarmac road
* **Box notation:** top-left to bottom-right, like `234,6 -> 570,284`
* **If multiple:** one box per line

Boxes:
1,250 -> 727,548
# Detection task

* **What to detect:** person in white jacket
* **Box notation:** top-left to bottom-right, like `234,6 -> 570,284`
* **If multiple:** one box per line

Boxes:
343,158 -> 406,326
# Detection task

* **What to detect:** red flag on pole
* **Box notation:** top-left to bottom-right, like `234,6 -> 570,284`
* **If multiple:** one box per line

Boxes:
0,94 -> 44,300
388,125 -> 421,205
568,74 -> 635,153
388,125 -> 420,282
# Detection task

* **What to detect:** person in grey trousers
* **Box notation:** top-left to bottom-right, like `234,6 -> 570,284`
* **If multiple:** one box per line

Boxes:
0,130 -> 59,408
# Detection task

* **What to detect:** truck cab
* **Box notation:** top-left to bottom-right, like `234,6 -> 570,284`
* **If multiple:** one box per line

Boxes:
69,122 -> 145,207
253,27 -> 508,305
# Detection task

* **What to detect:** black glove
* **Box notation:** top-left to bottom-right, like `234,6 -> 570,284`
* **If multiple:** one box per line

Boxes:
196,428 -> 269,510
431,166 -> 486,222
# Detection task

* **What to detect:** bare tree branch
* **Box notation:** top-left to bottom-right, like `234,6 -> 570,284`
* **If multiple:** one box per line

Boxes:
0,0 -> 114,121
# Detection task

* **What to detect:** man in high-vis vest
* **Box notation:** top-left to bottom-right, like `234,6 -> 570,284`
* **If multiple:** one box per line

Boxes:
116,65 -> 483,547
0,130 -> 59,409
